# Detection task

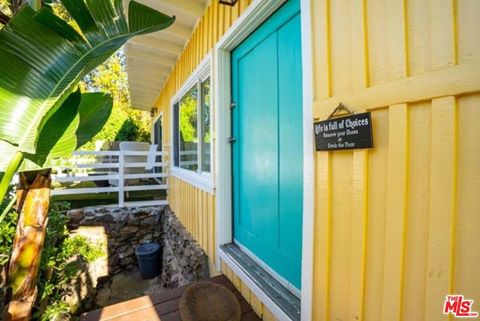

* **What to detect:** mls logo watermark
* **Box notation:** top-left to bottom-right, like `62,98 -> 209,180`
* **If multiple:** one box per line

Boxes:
443,295 -> 479,318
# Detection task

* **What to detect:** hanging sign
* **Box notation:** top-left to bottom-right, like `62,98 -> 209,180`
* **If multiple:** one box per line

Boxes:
314,109 -> 374,151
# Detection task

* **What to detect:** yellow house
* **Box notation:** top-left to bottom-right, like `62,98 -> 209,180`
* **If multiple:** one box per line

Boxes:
125,0 -> 480,320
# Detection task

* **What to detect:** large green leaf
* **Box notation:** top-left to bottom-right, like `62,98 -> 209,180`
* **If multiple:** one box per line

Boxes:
0,90 -> 80,172
18,91 -> 113,171
0,0 -> 174,155
0,141 -> 18,172
24,90 -> 82,168
76,92 -> 113,149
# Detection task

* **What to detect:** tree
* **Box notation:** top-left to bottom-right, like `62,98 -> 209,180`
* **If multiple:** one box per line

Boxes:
180,93 -> 199,144
0,1 -> 174,320
1,1 -> 151,148
81,50 -> 151,149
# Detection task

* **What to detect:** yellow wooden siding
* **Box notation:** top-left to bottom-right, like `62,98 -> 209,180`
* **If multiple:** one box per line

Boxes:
221,260 -> 278,321
151,0 -> 480,320
153,0 -> 254,299
311,1 -> 480,321
153,1 -> 283,318
169,177 -> 216,273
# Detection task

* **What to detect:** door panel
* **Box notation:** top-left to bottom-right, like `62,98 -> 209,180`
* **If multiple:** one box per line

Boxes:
232,0 -> 303,289
236,33 -> 279,242
278,14 -> 303,260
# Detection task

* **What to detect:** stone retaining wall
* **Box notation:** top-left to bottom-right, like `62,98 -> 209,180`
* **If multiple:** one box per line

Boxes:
160,207 -> 210,289
68,206 -> 164,275
66,205 -> 210,295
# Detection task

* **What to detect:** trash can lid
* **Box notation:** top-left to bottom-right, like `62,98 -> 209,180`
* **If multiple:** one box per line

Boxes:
136,242 -> 160,255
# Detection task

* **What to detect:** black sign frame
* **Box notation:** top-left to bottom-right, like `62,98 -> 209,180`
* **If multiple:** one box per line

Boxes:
314,112 -> 374,151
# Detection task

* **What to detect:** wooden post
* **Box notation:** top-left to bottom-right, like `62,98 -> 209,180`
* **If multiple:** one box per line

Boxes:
119,151 -> 125,207
5,170 -> 51,321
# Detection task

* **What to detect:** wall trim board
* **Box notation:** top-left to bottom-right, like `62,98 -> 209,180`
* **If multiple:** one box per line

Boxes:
219,248 -> 295,321
314,58 -> 480,119
170,167 -> 215,194
214,0 -> 316,320
300,0 -> 316,320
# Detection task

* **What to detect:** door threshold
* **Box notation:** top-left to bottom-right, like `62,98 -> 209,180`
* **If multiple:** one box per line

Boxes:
219,243 -> 301,321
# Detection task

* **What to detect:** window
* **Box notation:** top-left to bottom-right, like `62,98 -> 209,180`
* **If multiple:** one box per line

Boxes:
201,78 -> 211,172
173,77 -> 211,174
178,85 -> 199,171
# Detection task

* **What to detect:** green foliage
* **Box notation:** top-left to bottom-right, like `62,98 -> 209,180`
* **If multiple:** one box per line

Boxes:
35,201 -> 103,320
75,93 -> 114,149
19,91 -> 113,171
202,80 -> 211,144
0,213 -> 17,265
0,197 -> 104,320
0,0 -> 174,201
39,301 -> 70,321
80,50 -> 151,149
179,88 -> 198,143
0,185 -> 17,266
114,117 -> 150,142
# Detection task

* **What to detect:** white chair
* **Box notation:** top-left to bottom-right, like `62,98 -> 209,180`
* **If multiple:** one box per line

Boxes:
109,142 -> 155,188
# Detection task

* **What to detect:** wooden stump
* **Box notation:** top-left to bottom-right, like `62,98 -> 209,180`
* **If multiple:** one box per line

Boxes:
5,170 -> 51,321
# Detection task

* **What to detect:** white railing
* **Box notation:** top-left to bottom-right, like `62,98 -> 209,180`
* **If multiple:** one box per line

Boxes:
51,150 -> 168,208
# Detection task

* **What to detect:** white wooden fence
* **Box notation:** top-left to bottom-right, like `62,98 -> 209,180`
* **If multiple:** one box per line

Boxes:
51,150 -> 168,208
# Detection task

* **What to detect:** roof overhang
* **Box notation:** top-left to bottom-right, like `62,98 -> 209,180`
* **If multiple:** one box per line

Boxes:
125,0 -> 208,111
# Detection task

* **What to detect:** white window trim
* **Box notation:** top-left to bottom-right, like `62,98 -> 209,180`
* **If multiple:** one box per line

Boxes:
213,0 -> 315,320
170,54 -> 215,194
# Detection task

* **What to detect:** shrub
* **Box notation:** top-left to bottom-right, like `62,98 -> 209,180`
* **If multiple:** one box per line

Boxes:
0,186 -> 17,266
0,196 -> 103,320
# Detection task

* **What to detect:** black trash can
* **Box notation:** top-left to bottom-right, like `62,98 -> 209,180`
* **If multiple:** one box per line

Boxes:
135,242 -> 161,279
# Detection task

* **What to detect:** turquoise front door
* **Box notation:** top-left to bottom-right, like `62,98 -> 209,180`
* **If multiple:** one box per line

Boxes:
231,0 -> 303,289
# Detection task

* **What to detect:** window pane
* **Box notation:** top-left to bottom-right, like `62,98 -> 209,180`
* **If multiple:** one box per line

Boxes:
201,78 -> 211,173
179,85 -> 198,171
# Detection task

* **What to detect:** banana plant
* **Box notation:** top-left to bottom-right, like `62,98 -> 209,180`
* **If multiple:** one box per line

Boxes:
0,1 -> 174,319
0,0 -> 174,199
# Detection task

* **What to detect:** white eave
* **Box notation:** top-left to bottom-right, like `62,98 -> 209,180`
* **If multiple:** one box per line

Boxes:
125,0 -> 209,111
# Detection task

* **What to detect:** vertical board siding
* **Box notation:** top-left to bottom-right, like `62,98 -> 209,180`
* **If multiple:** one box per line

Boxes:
382,104 -> 409,321
455,94 -> 480,302
311,0 -> 332,99
169,177 -> 216,274
329,0 -> 353,96
312,152 -> 332,321
329,151 -> 353,321
366,0 -> 390,86
349,150 -> 368,321
350,0 -> 369,90
457,0 -> 480,64
311,0 -> 480,320
221,259 -> 279,321
403,101 -> 431,321
149,0 -> 480,319
152,0 -> 265,316
364,108 -> 388,321
425,96 -> 458,321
